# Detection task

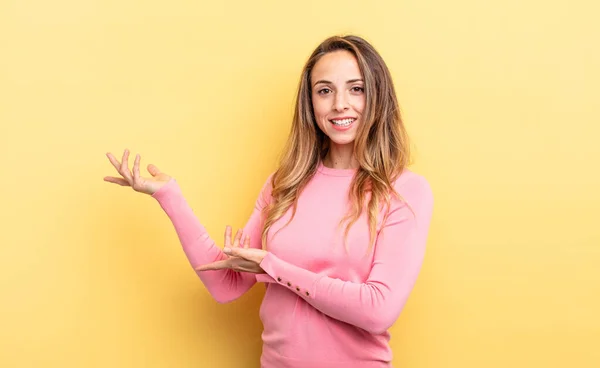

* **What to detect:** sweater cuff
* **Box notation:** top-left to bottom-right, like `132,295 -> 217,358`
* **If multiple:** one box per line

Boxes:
255,273 -> 277,283
258,252 -> 317,299
151,178 -> 180,203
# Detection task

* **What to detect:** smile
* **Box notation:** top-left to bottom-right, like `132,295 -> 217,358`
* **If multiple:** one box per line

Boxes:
329,118 -> 356,127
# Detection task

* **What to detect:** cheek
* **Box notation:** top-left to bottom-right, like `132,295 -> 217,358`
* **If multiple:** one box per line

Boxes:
312,98 -> 329,123
353,96 -> 366,115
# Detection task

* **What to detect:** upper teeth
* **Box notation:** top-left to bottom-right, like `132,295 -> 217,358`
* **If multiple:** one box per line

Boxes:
331,118 -> 355,126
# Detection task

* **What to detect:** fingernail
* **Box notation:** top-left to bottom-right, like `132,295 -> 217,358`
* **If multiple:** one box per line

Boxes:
223,247 -> 231,253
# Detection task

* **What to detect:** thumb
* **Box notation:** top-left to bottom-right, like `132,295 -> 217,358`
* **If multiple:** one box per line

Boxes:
224,247 -> 245,258
147,164 -> 161,176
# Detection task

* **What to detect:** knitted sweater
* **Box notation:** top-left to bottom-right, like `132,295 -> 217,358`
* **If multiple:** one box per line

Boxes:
152,161 -> 434,367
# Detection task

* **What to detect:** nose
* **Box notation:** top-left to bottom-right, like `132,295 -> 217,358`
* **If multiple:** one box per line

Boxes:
333,91 -> 349,112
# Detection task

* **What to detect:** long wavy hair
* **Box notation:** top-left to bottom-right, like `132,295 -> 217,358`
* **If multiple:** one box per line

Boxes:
261,35 -> 411,252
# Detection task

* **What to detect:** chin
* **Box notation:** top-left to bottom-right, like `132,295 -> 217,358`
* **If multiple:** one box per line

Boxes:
322,120 -> 360,147
327,134 -> 356,146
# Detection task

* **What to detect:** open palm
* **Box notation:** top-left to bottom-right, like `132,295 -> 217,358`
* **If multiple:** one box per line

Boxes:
195,226 -> 266,274
104,149 -> 171,195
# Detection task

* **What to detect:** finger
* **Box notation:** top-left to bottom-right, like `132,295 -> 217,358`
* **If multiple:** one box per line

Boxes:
224,225 -> 232,248
106,152 -> 122,172
147,164 -> 161,177
235,265 -> 263,274
226,247 -> 261,264
224,247 -> 243,258
228,258 -> 256,273
244,234 -> 250,249
233,265 -> 256,273
195,260 -> 231,271
224,230 -> 243,254
120,149 -> 133,184
233,229 -> 242,248
103,176 -> 130,186
133,154 -> 141,181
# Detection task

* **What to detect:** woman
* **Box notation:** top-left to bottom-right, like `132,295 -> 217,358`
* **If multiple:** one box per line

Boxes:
104,35 -> 434,368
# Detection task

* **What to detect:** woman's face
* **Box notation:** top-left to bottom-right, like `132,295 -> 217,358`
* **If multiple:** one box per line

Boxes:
310,50 -> 366,147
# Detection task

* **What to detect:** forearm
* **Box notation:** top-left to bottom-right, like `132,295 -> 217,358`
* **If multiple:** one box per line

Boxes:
257,251 -> 420,334
256,178 -> 433,333
152,179 -> 256,303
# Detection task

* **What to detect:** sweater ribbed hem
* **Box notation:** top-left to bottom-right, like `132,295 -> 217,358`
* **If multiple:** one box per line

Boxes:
260,348 -> 392,368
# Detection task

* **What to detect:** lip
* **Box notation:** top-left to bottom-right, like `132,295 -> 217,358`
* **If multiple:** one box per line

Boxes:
329,116 -> 357,121
329,117 -> 356,132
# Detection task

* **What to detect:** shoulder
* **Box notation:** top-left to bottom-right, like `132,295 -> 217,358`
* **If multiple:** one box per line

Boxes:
393,168 -> 431,193
255,171 -> 276,204
390,168 -> 434,215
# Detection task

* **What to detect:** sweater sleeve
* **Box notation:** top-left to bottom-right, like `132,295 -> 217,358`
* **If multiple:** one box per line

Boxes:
152,175 -> 273,304
255,176 -> 434,334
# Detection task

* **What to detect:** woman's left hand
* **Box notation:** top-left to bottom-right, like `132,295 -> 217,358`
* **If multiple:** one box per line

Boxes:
194,226 -> 268,274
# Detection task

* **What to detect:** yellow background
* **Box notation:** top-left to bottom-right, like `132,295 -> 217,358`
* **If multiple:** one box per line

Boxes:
1,0 -> 598,367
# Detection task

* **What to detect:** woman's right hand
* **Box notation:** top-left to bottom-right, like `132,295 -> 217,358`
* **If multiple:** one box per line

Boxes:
104,149 -> 172,195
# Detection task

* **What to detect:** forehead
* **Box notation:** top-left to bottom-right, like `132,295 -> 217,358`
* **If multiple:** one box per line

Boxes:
311,50 -> 362,81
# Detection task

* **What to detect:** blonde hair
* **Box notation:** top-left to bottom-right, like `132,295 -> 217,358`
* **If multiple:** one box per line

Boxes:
261,35 -> 411,252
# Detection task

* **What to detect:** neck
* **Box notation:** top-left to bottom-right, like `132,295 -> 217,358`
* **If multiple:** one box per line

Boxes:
323,143 -> 359,170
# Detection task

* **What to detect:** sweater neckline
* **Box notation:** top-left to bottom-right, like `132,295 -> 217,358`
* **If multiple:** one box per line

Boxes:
317,161 -> 358,177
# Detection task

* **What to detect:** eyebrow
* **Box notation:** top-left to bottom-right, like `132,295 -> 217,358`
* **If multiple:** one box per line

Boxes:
313,78 -> 364,87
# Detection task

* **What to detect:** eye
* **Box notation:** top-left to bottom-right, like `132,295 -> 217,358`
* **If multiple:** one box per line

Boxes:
317,88 -> 332,95
351,86 -> 364,93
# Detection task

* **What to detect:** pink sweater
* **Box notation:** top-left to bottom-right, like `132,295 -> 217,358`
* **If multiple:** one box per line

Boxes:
152,162 -> 434,368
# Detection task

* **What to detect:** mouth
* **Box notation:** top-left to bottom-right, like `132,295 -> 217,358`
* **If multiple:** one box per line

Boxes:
329,118 -> 356,129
